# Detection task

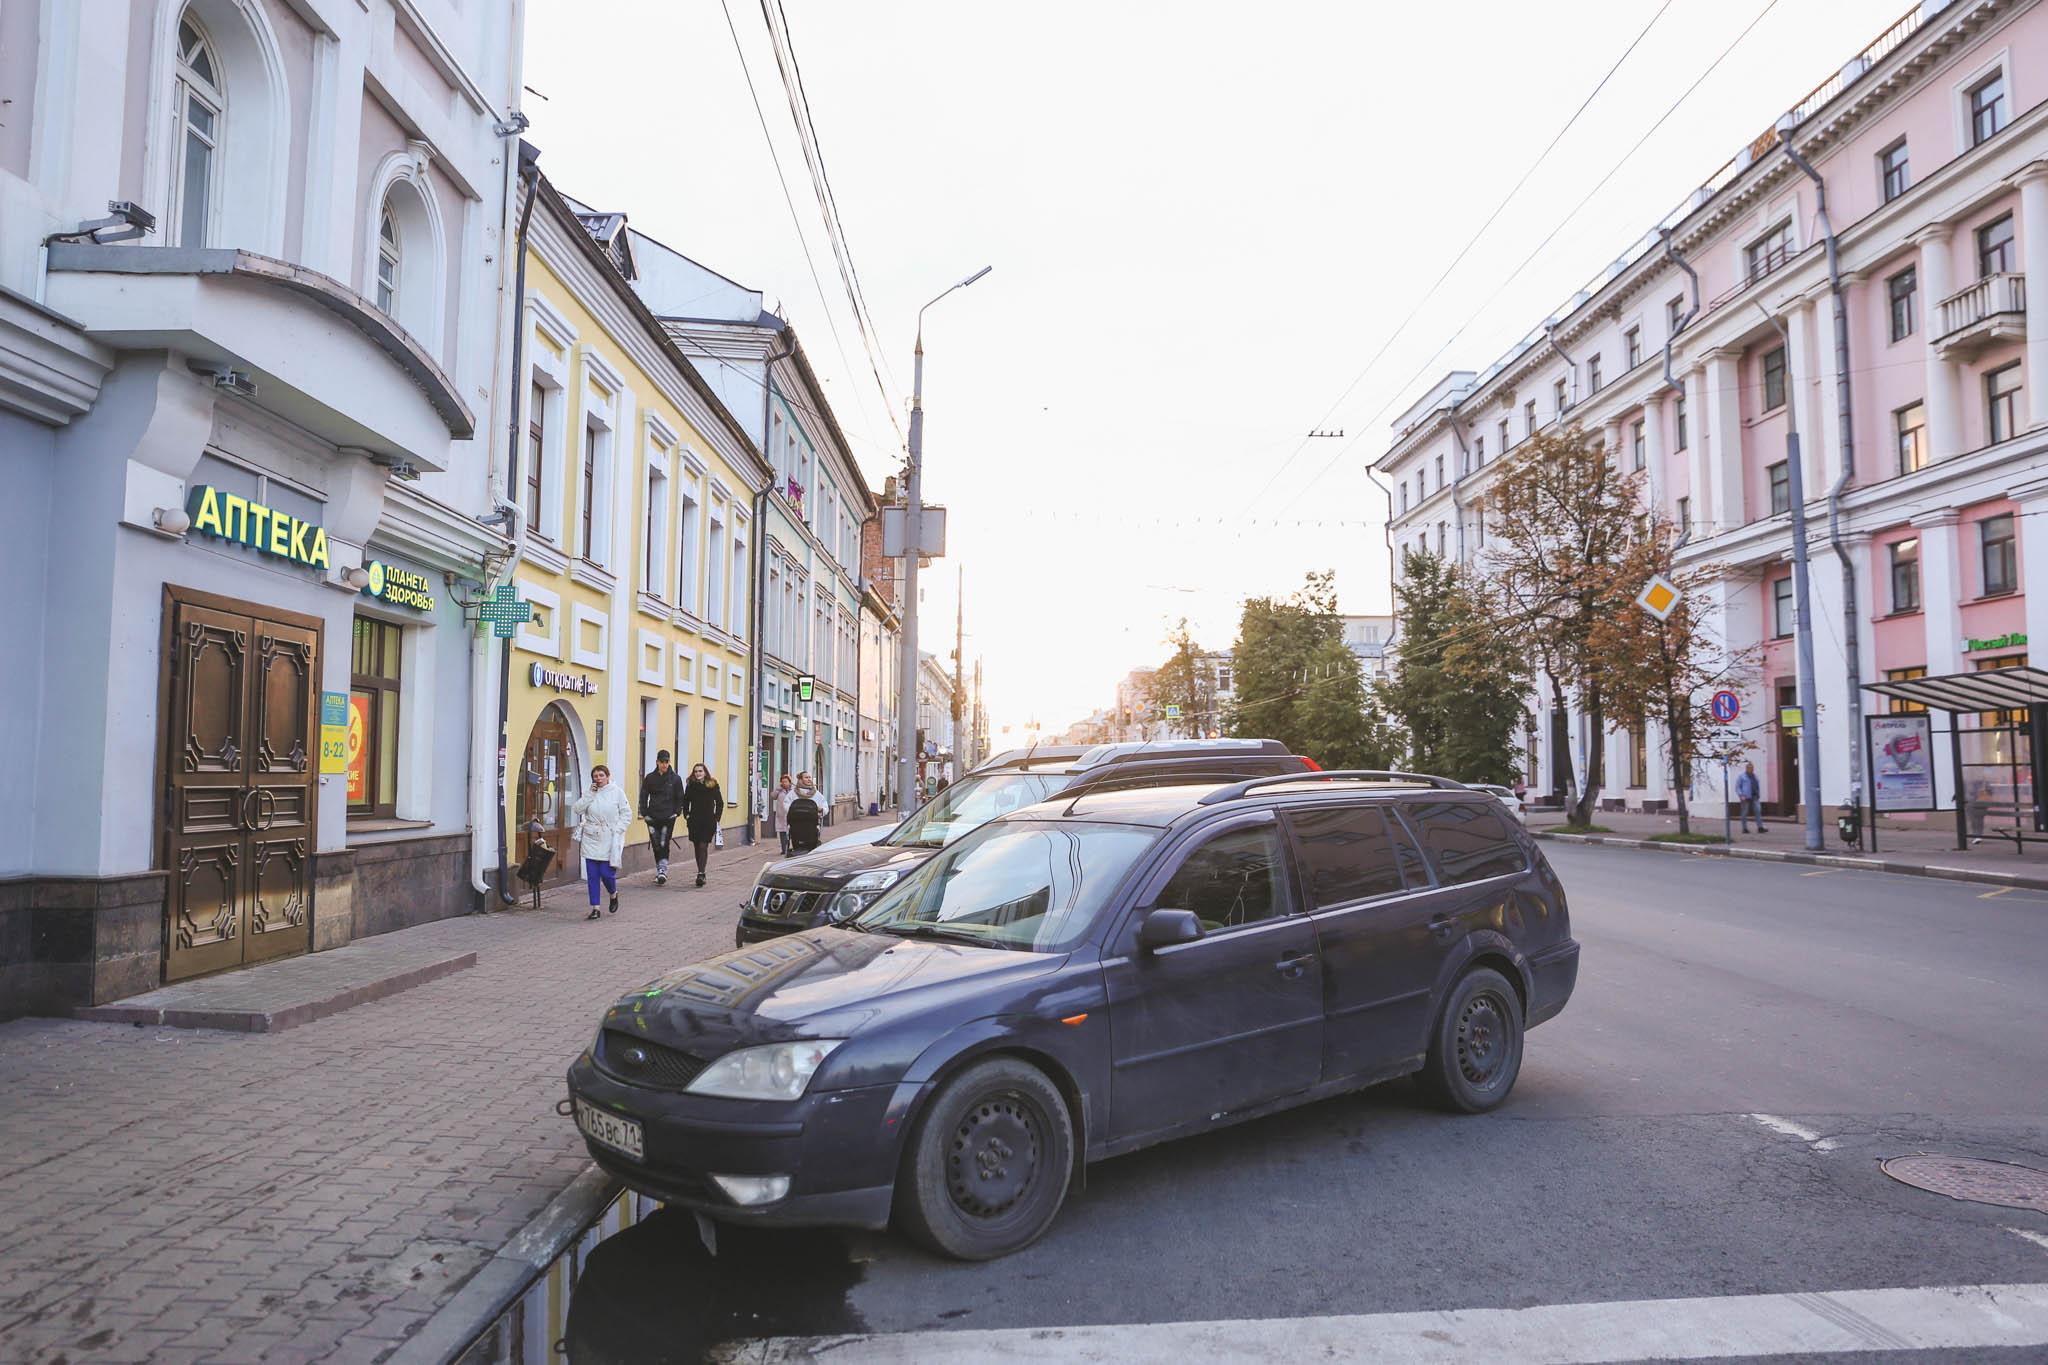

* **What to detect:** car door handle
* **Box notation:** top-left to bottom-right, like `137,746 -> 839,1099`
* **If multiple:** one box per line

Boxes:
1428,916 -> 1457,940
1274,953 -> 1314,978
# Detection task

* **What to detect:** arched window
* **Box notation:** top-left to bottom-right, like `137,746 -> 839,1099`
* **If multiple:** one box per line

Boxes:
375,207 -> 401,314
171,11 -> 225,247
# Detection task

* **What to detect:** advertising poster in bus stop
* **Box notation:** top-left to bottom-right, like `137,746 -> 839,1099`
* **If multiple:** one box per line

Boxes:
1870,713 -> 1935,811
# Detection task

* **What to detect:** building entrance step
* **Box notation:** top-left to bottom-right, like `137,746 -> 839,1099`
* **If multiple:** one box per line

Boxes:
75,936 -> 477,1032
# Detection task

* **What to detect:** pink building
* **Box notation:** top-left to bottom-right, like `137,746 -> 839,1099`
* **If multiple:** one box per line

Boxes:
1382,0 -> 2047,816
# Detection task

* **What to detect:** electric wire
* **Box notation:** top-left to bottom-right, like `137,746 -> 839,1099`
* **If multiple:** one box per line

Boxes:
1246,0 -> 1681,513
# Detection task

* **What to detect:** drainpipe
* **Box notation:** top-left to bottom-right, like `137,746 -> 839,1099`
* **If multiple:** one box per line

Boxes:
1447,416 -> 1471,565
1364,466 -> 1399,651
751,331 -> 799,843
1781,128 -> 1865,833
486,144 -> 542,905
1543,320 -> 1579,413
1660,228 -> 1701,543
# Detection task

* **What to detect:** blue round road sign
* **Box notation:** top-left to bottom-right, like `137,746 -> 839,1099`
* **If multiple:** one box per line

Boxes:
1711,690 -> 1740,723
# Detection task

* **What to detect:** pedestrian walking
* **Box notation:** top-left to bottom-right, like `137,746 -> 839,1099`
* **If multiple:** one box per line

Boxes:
1512,777 -> 1528,804
787,773 -> 822,854
770,773 -> 795,855
571,764 -> 633,921
682,763 -> 726,888
1735,761 -> 1764,833
638,750 -> 686,885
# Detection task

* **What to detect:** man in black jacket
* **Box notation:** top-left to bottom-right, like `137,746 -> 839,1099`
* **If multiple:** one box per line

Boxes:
639,750 -> 687,885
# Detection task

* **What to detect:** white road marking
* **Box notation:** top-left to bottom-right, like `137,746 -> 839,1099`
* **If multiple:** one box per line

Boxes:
712,1283 -> 2048,1363
2012,1227 -> 2048,1255
1748,1111 -> 1840,1152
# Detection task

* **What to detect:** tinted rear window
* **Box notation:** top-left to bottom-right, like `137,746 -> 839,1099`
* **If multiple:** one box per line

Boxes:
1407,800 -> 1526,884
1287,805 -> 1416,908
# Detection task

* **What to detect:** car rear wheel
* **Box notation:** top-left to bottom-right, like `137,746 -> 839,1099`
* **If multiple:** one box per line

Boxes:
1419,967 -> 1524,1114
895,1057 -> 1073,1260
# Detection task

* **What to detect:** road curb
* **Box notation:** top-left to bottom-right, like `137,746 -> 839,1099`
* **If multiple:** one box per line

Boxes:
387,1161 -> 621,1365
1531,831 -> 2048,892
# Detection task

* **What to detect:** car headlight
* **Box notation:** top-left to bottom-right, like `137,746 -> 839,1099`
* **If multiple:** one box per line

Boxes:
684,1040 -> 845,1100
828,869 -> 902,921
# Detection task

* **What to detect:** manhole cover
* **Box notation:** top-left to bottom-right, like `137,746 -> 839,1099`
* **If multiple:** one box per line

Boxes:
1881,1155 -> 2048,1212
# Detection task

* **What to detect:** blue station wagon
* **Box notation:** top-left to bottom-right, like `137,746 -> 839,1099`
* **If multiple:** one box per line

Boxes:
565,772 -> 1580,1259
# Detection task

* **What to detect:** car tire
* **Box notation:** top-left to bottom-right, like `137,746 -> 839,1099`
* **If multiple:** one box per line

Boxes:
894,1057 -> 1073,1260
1419,967 -> 1524,1114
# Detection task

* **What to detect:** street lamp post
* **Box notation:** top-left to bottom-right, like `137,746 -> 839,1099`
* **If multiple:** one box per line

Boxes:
896,267 -> 990,816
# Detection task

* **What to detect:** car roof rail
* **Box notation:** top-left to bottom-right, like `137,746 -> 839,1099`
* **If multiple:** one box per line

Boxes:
1196,770 -> 1470,805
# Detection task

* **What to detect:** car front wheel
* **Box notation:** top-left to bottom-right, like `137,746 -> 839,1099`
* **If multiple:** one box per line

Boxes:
1419,967 -> 1524,1113
894,1057 -> 1073,1260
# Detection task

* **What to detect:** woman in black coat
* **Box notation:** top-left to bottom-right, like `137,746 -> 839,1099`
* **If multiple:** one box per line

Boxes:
681,763 -> 725,887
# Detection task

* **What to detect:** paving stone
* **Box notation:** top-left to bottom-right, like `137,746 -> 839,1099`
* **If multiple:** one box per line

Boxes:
0,821 -> 889,1362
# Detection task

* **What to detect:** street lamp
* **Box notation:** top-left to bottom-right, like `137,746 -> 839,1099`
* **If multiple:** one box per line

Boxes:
896,266 -> 991,815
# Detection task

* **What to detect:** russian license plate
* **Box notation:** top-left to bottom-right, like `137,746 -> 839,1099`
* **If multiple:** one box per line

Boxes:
574,1098 -> 644,1160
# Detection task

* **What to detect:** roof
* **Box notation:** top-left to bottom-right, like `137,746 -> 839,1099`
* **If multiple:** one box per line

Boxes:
1863,666 -> 2048,714
1051,773 -> 1463,824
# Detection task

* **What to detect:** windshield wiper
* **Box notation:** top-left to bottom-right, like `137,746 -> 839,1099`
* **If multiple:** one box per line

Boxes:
875,922 -> 1022,951
891,837 -> 948,849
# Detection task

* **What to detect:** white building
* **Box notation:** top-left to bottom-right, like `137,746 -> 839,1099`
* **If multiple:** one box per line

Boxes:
2,0 -> 525,1016
1341,615 -> 1395,685
1382,0 -> 2048,820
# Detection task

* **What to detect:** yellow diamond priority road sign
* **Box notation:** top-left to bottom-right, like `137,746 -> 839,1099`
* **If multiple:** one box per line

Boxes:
1636,574 -> 1682,621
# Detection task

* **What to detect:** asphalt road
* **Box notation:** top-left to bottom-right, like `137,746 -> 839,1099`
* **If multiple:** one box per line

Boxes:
555,846 -> 2048,1363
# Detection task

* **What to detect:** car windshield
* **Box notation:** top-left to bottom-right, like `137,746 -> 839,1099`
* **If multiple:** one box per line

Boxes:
854,820 -> 1158,952
884,771 -> 1072,848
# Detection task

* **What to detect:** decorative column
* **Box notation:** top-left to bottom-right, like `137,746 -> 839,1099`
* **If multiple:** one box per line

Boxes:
2017,161 -> 2048,429
1643,391 -> 1667,516
1917,511 -> 1964,678
1705,348 -> 1744,535
2014,478 -> 2048,651
1807,533 -> 1863,806
1810,284 -> 1845,488
1912,224 -> 1963,462
1685,364 -> 1710,537
1787,297 -> 1822,499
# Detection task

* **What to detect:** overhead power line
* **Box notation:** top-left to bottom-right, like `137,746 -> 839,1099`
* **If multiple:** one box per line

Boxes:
1246,0 -> 1680,513
1274,0 -> 1787,515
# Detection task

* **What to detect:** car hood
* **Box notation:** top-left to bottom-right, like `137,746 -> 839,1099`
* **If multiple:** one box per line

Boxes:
755,841 -> 935,889
604,929 -> 1065,1054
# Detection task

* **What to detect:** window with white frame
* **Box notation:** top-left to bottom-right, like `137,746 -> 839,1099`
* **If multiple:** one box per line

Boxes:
376,209 -> 401,314
707,505 -> 728,630
730,522 -> 748,641
1969,71 -> 2008,147
702,712 -> 718,789
644,462 -> 669,599
677,470 -> 701,615
171,13 -> 224,248
1554,377 -> 1569,415
1746,220 -> 1794,283
1879,139 -> 1910,203
727,716 -> 741,795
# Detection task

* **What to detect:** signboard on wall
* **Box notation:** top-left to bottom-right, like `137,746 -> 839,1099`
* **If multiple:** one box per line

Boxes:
1869,713 -> 1936,813
346,693 -> 370,802
319,692 -> 349,775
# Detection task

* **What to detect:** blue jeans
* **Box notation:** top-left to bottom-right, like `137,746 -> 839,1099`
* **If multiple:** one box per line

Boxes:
585,858 -> 618,905
1740,797 -> 1763,830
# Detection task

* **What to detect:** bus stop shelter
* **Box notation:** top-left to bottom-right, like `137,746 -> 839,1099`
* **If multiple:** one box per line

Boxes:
1861,665 -> 2048,854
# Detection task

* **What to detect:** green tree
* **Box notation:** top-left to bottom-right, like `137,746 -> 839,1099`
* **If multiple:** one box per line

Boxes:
1225,571 -> 1400,768
1144,618 -> 1219,739
1383,550 -> 1529,783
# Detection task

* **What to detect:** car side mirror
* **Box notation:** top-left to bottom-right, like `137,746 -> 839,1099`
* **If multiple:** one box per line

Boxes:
1137,908 -> 1203,951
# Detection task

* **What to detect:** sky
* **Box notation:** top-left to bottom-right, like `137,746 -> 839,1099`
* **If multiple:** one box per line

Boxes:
524,0 -> 1909,739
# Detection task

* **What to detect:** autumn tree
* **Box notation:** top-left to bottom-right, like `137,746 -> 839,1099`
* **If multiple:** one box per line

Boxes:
1226,571 -> 1400,769
1384,549 -> 1530,783
1590,516 -> 1759,835
1144,619 -> 1219,739
1482,428 -> 1645,827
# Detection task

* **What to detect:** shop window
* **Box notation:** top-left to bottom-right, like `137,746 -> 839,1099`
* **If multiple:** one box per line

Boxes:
350,617 -> 403,819
1973,653 -> 2027,729
1628,725 -> 1648,788
1884,665 -> 1927,714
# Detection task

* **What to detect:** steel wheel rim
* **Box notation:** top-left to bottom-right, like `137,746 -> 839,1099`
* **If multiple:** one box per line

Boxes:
946,1089 -> 1044,1220
1456,990 -> 1513,1088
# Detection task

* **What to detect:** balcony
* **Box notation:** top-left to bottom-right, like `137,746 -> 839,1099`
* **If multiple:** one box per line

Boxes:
1935,272 -> 2027,359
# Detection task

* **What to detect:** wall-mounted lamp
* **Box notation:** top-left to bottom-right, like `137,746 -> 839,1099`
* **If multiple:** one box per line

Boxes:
152,506 -> 191,535
339,565 -> 372,591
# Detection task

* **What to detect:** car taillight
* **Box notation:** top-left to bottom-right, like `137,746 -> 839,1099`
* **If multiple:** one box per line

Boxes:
1298,755 -> 1322,771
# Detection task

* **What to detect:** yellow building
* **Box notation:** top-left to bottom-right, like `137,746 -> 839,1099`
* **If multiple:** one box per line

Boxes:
504,179 -> 768,887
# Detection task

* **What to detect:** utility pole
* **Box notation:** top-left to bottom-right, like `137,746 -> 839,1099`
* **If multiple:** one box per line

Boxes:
952,566 -> 965,769
1759,305 -> 1825,851
895,267 -> 990,816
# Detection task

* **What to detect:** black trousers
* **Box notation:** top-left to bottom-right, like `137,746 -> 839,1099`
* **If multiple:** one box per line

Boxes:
647,818 -> 676,863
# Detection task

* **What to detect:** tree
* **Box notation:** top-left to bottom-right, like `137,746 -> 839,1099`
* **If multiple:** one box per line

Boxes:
1383,550 -> 1530,783
1145,619 -> 1219,739
1483,428 -> 1645,826
1589,516 -> 1759,835
1225,571 -> 1400,769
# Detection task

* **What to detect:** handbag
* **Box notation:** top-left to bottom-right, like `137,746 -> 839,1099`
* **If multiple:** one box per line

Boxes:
714,829 -> 724,849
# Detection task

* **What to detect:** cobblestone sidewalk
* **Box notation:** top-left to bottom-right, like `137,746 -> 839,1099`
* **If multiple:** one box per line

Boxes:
0,823 -> 890,1365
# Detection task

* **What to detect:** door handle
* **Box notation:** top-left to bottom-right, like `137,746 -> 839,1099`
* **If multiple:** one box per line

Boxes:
1274,952 -> 1314,978
1429,916 -> 1457,940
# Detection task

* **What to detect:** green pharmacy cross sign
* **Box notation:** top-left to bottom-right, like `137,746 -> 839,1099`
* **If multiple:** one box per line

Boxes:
477,584 -> 533,638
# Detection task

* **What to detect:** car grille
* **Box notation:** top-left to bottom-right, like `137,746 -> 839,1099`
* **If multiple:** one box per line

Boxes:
751,885 -> 830,919
596,1030 -> 707,1090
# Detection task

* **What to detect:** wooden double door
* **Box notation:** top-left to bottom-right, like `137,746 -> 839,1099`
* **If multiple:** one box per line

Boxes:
160,589 -> 321,982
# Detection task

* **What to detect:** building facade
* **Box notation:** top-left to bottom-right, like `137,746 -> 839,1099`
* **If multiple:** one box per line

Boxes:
1,0 -> 524,1016
917,652 -> 960,793
1382,0 -> 2047,817
858,511 -> 904,812
501,180 -> 766,889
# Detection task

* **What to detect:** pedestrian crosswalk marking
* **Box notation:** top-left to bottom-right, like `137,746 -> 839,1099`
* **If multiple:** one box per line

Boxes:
711,1282 -> 2048,1363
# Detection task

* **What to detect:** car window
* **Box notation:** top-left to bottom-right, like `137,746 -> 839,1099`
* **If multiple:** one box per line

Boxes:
1407,800 -> 1527,885
855,820 -> 1157,951
1152,822 -> 1290,933
885,771 -> 1072,848
1287,804 -> 1414,908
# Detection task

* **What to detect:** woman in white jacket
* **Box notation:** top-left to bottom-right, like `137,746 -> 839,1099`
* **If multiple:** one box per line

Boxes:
571,764 -> 635,921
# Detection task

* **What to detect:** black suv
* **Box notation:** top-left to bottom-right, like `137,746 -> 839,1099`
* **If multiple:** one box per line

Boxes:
568,771 -> 1578,1259
736,739 -> 1316,946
